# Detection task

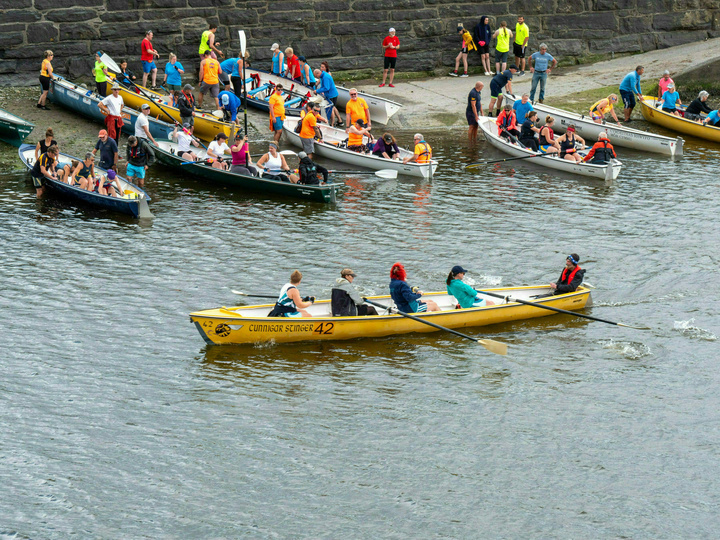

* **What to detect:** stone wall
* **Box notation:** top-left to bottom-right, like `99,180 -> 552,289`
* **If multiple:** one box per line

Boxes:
1,0 -> 719,85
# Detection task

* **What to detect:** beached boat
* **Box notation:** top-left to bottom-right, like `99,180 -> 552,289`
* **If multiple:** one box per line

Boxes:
638,94 -> 720,143
190,285 -> 592,345
478,117 -> 621,182
18,144 -> 153,218
335,86 -> 402,125
48,77 -> 174,142
503,92 -> 683,157
151,140 -> 338,203
0,108 -> 34,147
282,117 -> 438,179
243,68 -> 327,116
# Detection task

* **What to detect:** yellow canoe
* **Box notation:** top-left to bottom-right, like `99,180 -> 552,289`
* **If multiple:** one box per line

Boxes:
639,94 -> 720,143
113,84 -> 233,141
190,285 -> 592,345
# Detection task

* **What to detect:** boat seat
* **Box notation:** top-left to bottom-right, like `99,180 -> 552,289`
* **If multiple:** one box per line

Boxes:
285,97 -> 302,107
248,83 -> 271,96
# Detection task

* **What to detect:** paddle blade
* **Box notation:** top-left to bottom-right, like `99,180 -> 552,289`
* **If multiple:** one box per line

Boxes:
617,322 -> 652,330
375,169 -> 398,179
137,198 -> 154,219
478,339 -> 508,356
279,150 -> 297,156
101,53 -> 121,74
232,290 -> 247,295
464,162 -> 481,170
238,30 -> 247,55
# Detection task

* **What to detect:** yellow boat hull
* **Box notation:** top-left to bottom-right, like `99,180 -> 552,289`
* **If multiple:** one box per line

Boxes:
639,94 -> 720,143
114,85 -> 233,141
190,286 -> 592,345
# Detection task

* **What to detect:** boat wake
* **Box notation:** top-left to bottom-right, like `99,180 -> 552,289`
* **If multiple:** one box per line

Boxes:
673,319 -> 717,341
600,339 -> 652,360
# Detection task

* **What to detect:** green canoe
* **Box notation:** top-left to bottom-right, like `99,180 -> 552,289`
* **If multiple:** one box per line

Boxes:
0,108 -> 35,147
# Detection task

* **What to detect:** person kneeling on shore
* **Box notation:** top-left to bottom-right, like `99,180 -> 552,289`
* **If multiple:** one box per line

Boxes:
446,265 -> 495,308
331,268 -> 378,316
372,133 -> 400,160
389,262 -> 440,313
268,270 -> 314,318
583,132 -> 616,164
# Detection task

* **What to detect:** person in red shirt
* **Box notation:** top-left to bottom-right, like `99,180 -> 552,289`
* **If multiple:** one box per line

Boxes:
141,30 -> 160,89
380,28 -> 400,88
284,47 -> 301,81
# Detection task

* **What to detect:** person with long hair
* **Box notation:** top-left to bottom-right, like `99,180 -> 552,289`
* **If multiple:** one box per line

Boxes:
389,263 -> 440,313
449,24 -> 476,77
37,50 -> 53,110
372,133 -> 400,159
473,16 -> 493,76
446,266 -> 495,308
538,115 -> 560,154
492,21 -> 513,74
35,127 -> 57,160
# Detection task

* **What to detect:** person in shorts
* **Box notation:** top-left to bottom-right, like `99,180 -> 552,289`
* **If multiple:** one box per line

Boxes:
31,144 -> 61,197
513,16 -> 529,75
619,65 -> 644,121
198,50 -> 222,110
125,135 -> 155,188
466,81 -> 483,141
487,64 -> 517,116
380,28 -> 399,87
140,30 -> 160,89
299,105 -> 324,159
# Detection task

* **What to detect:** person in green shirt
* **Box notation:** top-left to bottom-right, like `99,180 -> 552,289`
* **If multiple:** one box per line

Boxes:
446,265 -> 496,309
514,16 -> 530,76
94,51 -> 109,96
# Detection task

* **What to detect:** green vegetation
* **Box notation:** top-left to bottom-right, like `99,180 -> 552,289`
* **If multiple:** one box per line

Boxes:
543,85 -> 619,115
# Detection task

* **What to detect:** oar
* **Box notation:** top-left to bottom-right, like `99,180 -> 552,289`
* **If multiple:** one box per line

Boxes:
363,298 -> 508,355
329,169 -> 398,179
231,290 -> 277,299
475,289 -> 650,330
465,153 -> 551,169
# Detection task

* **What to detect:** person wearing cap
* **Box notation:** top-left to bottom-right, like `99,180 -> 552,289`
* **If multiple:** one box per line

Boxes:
554,124 -> 586,163
284,47 -> 301,81
198,50 -> 222,110
177,84 -> 196,127
268,84 -> 286,143
513,16 -> 530,76
256,142 -> 297,182
68,152 -> 96,191
98,168 -> 124,197
619,65 -> 644,121
93,51 -> 110,97
372,132 -> 400,160
487,64 -> 517,117
467,81 -> 483,141
163,53 -> 185,92
529,43 -> 557,104
92,129 -> 119,172
657,70 -> 674,99
347,119 -> 373,153
297,151 -> 328,185
658,82 -> 682,116
446,266 -> 496,309
141,31 -> 160,89
198,22 -> 222,70
270,43 -> 285,75
380,28 -> 400,88
549,254 -> 585,295
344,89 -> 371,132
218,90 -> 242,124
207,133 -> 231,170
313,67 -> 341,127
449,24 -> 476,77
126,135 -> 155,187
172,123 -> 201,161
331,269 -> 378,317
297,56 -> 316,87
685,90 -> 713,122
583,132 -> 616,164
389,263 -> 440,314
98,83 -> 125,144
299,104 -> 324,159
403,133 -> 432,165
135,103 -> 157,146
589,94 -> 621,125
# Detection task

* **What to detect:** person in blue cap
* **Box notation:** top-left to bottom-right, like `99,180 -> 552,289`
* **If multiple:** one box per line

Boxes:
446,266 -> 495,308
218,90 -> 242,124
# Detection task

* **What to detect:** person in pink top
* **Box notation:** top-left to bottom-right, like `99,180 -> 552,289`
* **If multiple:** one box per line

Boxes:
380,28 -> 399,88
658,70 -> 674,98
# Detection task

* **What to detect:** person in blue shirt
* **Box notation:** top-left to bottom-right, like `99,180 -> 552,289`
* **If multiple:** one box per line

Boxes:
488,64 -> 517,117
446,265 -> 496,309
163,53 -> 184,91
529,43 -> 557,103
218,57 -> 237,88
512,93 -> 534,123
219,91 -> 242,123
619,65 -> 644,121
389,262 -> 440,313
314,67 -> 342,127
658,82 -> 682,116
702,109 -> 720,127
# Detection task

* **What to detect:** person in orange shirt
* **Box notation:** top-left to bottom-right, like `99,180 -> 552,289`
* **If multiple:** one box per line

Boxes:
268,84 -> 286,143
347,119 -> 372,153
299,104 -> 324,159
344,89 -> 371,132
403,133 -> 432,164
198,50 -> 222,110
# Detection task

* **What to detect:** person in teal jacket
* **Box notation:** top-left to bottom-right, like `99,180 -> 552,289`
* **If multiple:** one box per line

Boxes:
446,265 -> 496,308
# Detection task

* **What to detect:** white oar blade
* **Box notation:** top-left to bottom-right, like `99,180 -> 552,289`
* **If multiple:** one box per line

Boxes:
279,150 -> 297,156
239,30 -> 247,55
478,339 -> 508,356
375,169 -> 398,179
101,53 -> 121,74
231,289 -> 247,295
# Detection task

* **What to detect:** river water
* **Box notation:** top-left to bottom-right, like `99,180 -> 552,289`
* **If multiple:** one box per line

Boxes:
1,116 -> 718,538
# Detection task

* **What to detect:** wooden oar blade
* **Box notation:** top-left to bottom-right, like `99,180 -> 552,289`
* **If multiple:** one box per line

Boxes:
375,169 -> 398,179
464,162 -> 481,170
617,322 -> 651,330
478,338 -> 508,356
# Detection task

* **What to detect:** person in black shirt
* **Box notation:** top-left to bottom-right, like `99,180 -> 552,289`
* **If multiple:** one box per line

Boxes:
466,81 -> 484,141
31,144 -> 61,197
297,151 -> 328,185
684,90 -> 713,122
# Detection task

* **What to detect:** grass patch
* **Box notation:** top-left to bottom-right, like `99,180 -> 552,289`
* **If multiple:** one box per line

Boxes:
543,85 -> 620,114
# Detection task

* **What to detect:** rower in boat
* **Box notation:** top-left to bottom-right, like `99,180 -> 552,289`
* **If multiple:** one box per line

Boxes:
446,266 -> 495,308
268,270 -> 315,318
207,133 -> 231,170
297,151 -> 328,185
583,132 -> 617,164
230,130 -> 260,176
389,262 -> 440,313
589,94 -> 621,125
685,90 -> 712,122
98,169 -> 124,197
331,268 -> 378,316
538,116 -> 560,154
372,133 -> 401,160
347,119 -> 373,153
702,109 -> 720,127
67,152 -> 96,191
256,142 -> 297,182
403,133 -> 432,165
549,254 -> 585,295
518,110 -> 541,151
496,104 -> 520,140
555,124 -> 586,163
658,82 -> 682,117
172,123 -> 201,161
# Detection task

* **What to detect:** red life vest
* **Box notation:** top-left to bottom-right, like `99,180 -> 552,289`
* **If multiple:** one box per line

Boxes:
561,265 -> 581,287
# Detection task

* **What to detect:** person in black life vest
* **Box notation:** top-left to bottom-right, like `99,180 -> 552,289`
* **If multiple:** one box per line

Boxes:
177,84 -> 196,127
550,254 -> 585,295
583,131 -> 616,164
297,151 -> 329,185
331,268 -> 379,317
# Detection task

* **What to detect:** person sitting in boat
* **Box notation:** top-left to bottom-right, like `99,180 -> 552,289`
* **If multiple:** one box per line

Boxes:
403,133 -> 432,164
446,265 -> 495,309
297,151 -> 329,185
177,84 -> 196,128
268,270 -> 314,318
702,109 -> 720,127
218,91 -> 242,124
554,124 -> 586,163
172,122 -> 201,161
389,262 -> 440,313
657,70 -> 674,99
35,127 -> 57,160
496,104 -> 520,140
68,153 -> 95,191
549,254 -> 585,295
118,59 -> 136,87
538,116 -> 560,154
256,142 -> 297,183
487,64 -> 517,117
126,135 -> 155,187
518,110 -> 541,151
98,169 -> 124,197
583,132 -> 616,164
207,133 -> 231,170
512,93 -> 534,123
331,268 -> 378,317
31,144 -> 61,197
589,94 -> 621,125
347,119 -> 373,153
372,133 -> 400,160
658,82 -> 682,116
230,130 -> 259,176
685,90 -> 713,122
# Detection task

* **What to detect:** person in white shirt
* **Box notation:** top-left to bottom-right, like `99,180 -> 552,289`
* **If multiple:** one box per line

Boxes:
173,122 -> 201,161
98,83 -> 125,144
135,103 -> 157,145
207,133 -> 231,170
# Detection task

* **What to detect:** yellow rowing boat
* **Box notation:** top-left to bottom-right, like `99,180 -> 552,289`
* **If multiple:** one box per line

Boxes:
190,285 -> 592,345
638,94 -> 720,143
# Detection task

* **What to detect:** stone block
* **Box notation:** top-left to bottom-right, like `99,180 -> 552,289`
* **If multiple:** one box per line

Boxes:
620,16 -> 654,34
0,0 -> 31,7
589,35 -> 641,53
509,0 -> 549,14
150,0 -> 186,7
339,11 -> 387,22
413,20 -> 444,37
594,0 -> 635,9
188,0 -> 232,6
402,50 -> 442,71
107,0 -> 142,9
392,8 -> 438,21
546,12 -> 618,30
352,0 -> 423,9
314,0 -> 350,10
583,29 -> 615,40
656,29 -> 709,48
0,32 -> 23,47
0,23 -> 26,33
307,21 -> 332,37
554,0 -> 592,13
218,8 -> 260,25
295,37 -> 341,57
654,10 -> 712,31
250,27 -> 305,40
328,55 -> 382,70
544,39 -> 584,56
28,23 -> 60,43
66,57 -> 95,79
0,60 -> 18,74
60,23 -> 100,41
442,3 -> 514,19
35,0 -> 102,7
639,33 -> 657,50
636,0 -> 672,12
100,22 -> 147,40
3,10 -> 41,23
51,41 -> 91,58
104,10 -> 141,22
341,36 -> 381,56
46,9 -> 99,23
332,21 -> 409,35
312,11 -> 339,22
262,10 -> 315,24
0,44 -> 46,60
90,40 -> 129,58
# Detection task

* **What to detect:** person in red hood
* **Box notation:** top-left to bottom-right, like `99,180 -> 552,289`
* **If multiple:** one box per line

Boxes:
583,132 -> 617,164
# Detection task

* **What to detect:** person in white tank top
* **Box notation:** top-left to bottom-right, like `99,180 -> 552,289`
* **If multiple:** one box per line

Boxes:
255,142 -> 299,183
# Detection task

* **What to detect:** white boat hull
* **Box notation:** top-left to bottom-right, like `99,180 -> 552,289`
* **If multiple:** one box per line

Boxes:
335,86 -> 402,125
282,117 -> 437,178
478,117 -> 621,182
503,93 -> 683,157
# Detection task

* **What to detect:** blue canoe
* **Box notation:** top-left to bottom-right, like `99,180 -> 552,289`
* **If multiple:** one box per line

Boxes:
18,144 -> 153,218
48,77 -> 174,142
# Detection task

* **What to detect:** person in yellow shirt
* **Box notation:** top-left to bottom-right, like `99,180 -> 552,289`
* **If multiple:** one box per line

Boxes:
299,104 -> 324,159
198,50 -> 222,110
403,133 -> 432,164
449,25 -> 477,77
344,89 -> 371,130
37,50 -> 54,110
492,21 -> 513,75
268,84 -> 286,143
590,94 -> 621,125
514,16 -> 530,76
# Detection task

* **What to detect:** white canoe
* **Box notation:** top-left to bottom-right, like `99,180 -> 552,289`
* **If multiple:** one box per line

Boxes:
478,117 -> 621,182
282,116 -> 438,179
335,86 -> 402,125
503,92 -> 683,157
